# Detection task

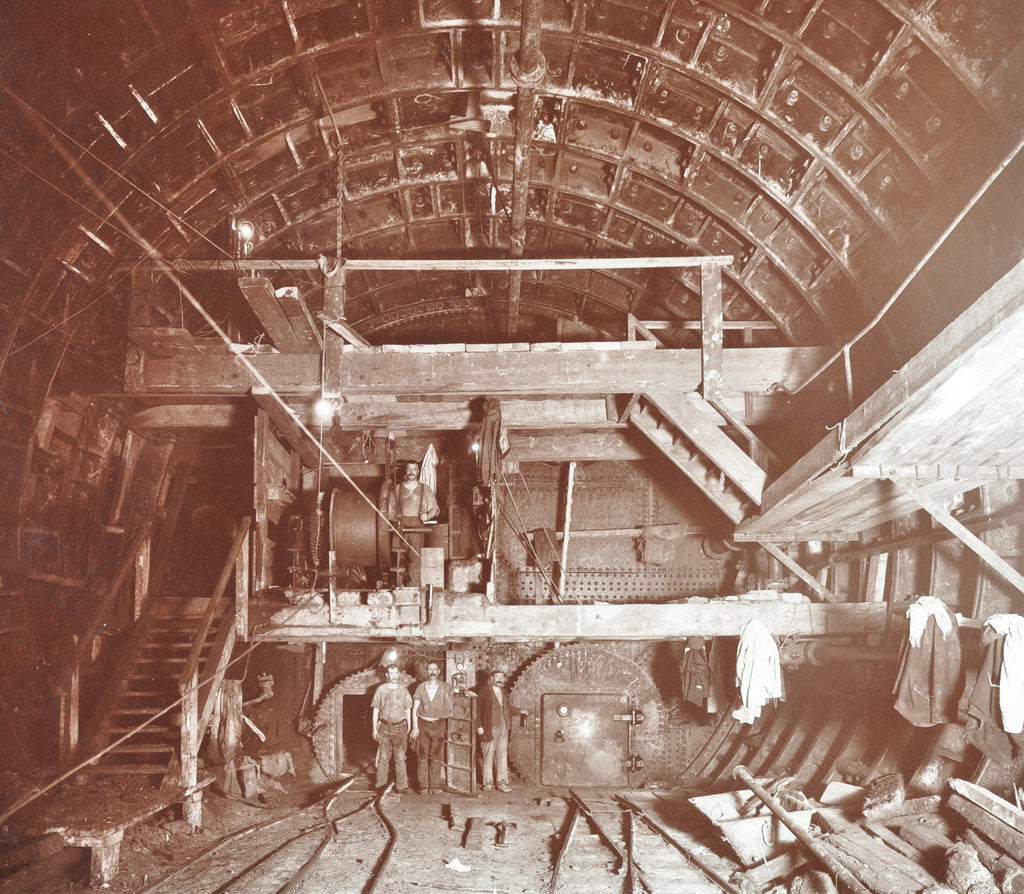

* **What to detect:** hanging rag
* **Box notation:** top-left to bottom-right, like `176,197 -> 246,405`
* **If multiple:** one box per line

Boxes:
893,596 -> 962,727
419,443 -> 439,495
732,619 -> 783,724
680,636 -> 711,709
965,628 -> 1016,766
705,636 -> 735,715
477,398 -> 507,484
984,613 -> 1024,734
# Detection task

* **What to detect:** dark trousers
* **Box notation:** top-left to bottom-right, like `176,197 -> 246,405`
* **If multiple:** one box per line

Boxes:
416,718 -> 447,790
375,720 -> 409,790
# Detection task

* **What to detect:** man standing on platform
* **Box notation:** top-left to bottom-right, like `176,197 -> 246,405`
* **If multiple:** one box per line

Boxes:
476,669 -> 513,792
386,460 -> 440,586
371,664 -> 413,793
411,660 -> 455,794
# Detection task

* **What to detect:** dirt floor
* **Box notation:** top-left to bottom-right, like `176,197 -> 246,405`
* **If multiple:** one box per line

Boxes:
1,771 -> 738,893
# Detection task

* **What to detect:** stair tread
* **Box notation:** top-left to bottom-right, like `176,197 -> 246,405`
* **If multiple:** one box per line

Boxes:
82,764 -> 170,774
105,743 -> 176,753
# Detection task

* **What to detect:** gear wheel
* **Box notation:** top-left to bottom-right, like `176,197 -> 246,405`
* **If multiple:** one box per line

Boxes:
508,643 -> 664,787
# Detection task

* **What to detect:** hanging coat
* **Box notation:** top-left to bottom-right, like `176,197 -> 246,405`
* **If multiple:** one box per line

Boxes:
892,597 -> 962,727
965,628 -> 1015,766
732,619 -> 783,724
478,398 -> 505,484
680,636 -> 711,710
985,613 -> 1024,734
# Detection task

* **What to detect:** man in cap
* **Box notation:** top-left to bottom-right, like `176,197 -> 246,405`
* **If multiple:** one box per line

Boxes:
476,669 -> 513,792
371,664 -> 413,793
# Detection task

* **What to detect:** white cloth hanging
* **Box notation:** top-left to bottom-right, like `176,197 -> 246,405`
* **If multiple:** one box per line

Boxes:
419,443 -> 438,495
732,619 -> 783,724
985,613 -> 1024,734
905,595 -> 954,647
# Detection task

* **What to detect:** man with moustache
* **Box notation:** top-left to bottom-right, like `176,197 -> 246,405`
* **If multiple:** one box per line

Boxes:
476,669 -> 513,792
386,460 -> 440,586
411,660 -> 455,794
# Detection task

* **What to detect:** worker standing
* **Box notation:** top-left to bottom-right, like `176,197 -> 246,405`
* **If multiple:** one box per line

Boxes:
411,660 -> 455,794
371,664 -> 413,793
476,669 -> 513,792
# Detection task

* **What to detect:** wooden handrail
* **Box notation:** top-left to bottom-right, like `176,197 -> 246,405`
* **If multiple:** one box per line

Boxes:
68,523 -> 153,672
178,517 -> 251,690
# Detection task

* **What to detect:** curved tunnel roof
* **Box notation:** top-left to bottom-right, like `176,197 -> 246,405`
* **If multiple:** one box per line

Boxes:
1,0 -> 1023,429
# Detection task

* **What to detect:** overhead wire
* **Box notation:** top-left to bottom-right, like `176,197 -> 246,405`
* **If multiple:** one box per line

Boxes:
0,78 -> 424,827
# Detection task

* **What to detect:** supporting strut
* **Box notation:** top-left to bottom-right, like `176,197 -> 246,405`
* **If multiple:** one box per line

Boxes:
732,766 -> 871,894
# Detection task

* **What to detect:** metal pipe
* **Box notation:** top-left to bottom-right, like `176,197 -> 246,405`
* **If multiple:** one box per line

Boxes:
778,640 -> 899,667
506,0 -> 546,336
733,766 -> 872,894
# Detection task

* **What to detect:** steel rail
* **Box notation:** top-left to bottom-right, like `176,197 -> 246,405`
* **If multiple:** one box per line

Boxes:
366,782 -> 397,894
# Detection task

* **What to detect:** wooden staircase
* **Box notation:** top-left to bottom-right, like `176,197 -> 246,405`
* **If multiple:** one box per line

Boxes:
78,597 -> 230,781
629,393 -> 765,523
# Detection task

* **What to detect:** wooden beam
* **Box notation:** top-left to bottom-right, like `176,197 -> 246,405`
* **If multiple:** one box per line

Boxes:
252,388 -> 321,470
128,404 -> 251,431
329,398 -> 614,430
853,464 -> 1024,479
557,461 -> 577,602
237,277 -> 303,353
133,353 -> 321,395
754,540 -> 837,602
319,314 -> 369,346
507,431 -> 647,461
266,598 -> 889,641
275,287 -> 322,352
701,263 -> 724,400
143,255 -> 733,272
640,320 -> 777,331
138,345 -> 831,397
895,479 -> 1024,603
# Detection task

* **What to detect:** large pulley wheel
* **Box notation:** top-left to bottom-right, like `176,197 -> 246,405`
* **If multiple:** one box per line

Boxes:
508,643 -> 664,787
312,666 -> 415,780
329,484 -> 390,569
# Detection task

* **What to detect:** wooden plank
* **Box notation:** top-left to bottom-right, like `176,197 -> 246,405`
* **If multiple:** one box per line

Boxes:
948,792 -> 1024,857
701,263 -> 724,400
135,353 -> 321,395
509,431 -> 647,461
329,398 -> 613,430
127,327 -> 200,357
853,464 -> 1024,480
275,287 -> 322,352
949,779 -> 1024,835
737,475 -> 985,543
237,277 -> 303,354
319,314 -> 369,346
754,540 -> 837,602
